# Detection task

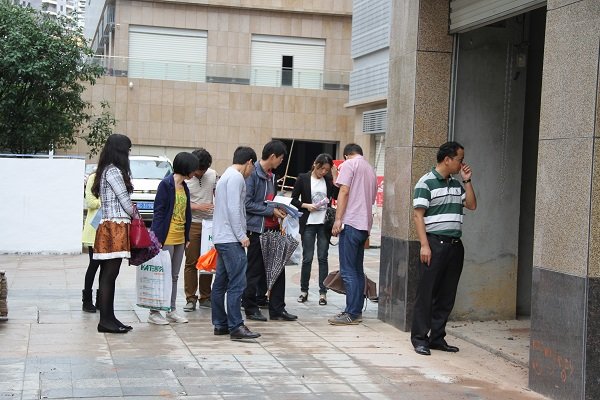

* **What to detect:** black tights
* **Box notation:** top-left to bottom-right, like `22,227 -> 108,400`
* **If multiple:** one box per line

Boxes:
97,258 -> 122,328
84,247 -> 101,291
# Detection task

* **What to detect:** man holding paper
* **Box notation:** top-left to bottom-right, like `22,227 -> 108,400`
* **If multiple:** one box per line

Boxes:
243,140 -> 298,322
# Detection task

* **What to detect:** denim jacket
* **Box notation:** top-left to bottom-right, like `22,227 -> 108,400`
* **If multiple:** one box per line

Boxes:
245,160 -> 277,234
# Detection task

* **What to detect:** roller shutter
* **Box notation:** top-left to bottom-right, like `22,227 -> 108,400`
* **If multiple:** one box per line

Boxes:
128,26 -> 207,82
251,35 -> 325,89
449,0 -> 546,33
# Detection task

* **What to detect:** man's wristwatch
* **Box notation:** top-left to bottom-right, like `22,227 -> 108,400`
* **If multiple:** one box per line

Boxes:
463,179 -> 471,184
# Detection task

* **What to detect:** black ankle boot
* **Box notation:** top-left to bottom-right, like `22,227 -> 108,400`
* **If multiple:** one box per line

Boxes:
82,289 -> 96,313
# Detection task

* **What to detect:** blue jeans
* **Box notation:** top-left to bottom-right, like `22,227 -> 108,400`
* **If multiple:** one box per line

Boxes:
300,224 -> 330,294
211,243 -> 247,331
338,224 -> 369,318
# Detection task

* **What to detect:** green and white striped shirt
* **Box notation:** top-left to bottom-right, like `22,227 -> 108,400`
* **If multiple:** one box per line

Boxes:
413,168 -> 466,238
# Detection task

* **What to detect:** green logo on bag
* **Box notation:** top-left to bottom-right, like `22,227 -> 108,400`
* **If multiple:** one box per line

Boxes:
140,264 -> 163,272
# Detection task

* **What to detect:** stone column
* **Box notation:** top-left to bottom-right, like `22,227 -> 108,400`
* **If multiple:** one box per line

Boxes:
378,0 -> 453,330
529,0 -> 600,398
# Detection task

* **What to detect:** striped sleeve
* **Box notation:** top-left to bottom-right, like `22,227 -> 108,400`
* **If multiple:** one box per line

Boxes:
413,179 -> 431,209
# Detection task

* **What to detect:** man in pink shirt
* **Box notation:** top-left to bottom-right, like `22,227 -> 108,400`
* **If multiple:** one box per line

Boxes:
329,143 -> 377,325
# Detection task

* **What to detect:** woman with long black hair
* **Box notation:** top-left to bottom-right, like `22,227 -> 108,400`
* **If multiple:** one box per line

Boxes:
91,133 -> 136,334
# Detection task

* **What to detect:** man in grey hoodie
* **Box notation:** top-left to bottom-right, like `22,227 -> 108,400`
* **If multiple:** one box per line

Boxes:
211,146 -> 261,340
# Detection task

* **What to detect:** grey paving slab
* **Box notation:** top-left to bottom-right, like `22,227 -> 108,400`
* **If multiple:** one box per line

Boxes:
0,240 -> 548,400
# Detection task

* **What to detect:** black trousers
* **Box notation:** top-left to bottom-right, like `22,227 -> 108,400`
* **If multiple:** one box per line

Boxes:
411,234 -> 464,348
242,231 -> 286,316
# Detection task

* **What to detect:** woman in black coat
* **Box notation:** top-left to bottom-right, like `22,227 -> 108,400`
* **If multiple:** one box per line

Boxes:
291,153 -> 339,305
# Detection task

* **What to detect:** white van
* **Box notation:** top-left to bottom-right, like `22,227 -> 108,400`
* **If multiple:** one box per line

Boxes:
130,155 -> 173,223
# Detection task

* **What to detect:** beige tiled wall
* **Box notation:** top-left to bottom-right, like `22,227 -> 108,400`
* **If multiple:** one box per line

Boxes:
153,0 -> 352,15
114,1 -> 352,71
384,0 -> 452,240
78,77 -> 354,173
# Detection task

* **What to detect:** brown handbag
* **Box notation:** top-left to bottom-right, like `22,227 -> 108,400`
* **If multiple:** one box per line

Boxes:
323,270 -> 378,301
129,205 -> 152,249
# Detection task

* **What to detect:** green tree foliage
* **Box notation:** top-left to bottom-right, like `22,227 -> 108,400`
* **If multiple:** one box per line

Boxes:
84,101 -> 116,157
0,1 -> 114,155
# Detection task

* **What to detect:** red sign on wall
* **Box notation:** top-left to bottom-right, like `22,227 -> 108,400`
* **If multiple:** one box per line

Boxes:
376,176 -> 384,207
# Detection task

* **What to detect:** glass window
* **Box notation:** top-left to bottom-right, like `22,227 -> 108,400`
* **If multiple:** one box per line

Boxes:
130,160 -> 173,179
282,55 -> 293,86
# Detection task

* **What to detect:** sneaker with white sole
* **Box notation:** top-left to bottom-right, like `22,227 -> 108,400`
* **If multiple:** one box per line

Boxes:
183,300 -> 196,312
328,312 -> 361,325
166,311 -> 188,323
148,311 -> 169,325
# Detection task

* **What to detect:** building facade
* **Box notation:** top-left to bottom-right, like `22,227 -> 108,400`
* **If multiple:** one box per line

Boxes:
14,0 -> 77,18
346,0 -> 390,186
378,0 -> 599,399
75,0 -> 357,175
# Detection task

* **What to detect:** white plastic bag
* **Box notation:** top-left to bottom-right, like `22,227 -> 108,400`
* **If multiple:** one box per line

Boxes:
136,250 -> 172,311
287,243 -> 302,265
200,219 -> 214,255
281,215 -> 300,238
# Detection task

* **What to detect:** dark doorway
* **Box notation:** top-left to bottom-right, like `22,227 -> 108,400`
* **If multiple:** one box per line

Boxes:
452,8 -> 545,320
273,139 -> 338,192
516,8 -> 545,317
282,56 -> 293,87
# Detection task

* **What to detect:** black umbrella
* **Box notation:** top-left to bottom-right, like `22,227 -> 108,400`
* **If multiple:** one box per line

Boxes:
260,230 -> 299,297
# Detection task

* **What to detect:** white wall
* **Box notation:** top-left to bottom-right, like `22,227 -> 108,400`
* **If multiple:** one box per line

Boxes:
0,158 -> 84,254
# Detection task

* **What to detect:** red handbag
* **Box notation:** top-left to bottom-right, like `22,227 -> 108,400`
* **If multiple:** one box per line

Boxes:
129,205 -> 152,249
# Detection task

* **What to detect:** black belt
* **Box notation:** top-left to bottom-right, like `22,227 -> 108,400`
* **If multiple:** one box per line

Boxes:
427,233 -> 461,245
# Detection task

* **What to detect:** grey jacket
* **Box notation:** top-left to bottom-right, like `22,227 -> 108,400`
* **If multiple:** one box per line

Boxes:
245,160 -> 277,233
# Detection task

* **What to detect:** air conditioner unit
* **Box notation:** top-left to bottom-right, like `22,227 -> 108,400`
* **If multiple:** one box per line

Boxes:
362,108 -> 387,134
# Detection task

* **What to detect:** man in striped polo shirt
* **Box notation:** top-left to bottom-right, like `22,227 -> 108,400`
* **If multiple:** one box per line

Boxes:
411,141 -> 477,356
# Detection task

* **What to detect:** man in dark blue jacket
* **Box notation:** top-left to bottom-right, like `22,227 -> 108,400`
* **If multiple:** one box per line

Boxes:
243,140 -> 298,322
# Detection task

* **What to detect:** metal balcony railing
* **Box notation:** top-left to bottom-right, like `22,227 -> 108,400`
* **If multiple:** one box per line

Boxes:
87,56 -> 350,91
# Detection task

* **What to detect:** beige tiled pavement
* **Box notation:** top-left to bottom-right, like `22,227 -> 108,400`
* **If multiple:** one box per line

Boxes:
0,229 -> 547,399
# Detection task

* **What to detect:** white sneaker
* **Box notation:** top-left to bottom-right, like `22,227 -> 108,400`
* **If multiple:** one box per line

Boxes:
147,311 -> 169,325
166,310 -> 188,324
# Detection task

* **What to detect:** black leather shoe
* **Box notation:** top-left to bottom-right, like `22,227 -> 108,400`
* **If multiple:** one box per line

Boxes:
230,325 -> 261,340
246,311 -> 267,322
270,310 -> 298,321
118,324 -> 133,331
115,319 -> 133,331
97,323 -> 128,334
430,343 -> 459,352
214,327 -> 230,336
414,345 -> 431,356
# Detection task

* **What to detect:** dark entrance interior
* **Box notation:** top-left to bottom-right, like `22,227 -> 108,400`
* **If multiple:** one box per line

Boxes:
273,139 -> 338,192
452,8 -> 546,319
516,8 -> 546,317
